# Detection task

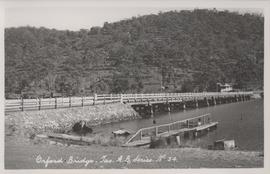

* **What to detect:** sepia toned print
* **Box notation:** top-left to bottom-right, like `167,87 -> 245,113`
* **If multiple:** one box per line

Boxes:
4,1 -> 265,170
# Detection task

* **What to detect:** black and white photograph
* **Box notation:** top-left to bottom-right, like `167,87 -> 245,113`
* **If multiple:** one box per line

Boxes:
1,0 -> 269,172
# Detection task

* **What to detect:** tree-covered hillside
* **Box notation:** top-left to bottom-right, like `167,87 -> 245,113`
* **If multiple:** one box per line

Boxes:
5,9 -> 264,98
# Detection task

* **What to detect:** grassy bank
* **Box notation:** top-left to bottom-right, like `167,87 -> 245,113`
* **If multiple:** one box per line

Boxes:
5,103 -> 139,138
5,137 -> 263,169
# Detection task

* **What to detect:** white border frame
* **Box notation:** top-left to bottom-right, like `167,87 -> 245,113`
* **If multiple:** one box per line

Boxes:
0,0 -> 269,174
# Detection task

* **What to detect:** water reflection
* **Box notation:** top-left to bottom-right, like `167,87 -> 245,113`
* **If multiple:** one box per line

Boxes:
94,99 -> 263,151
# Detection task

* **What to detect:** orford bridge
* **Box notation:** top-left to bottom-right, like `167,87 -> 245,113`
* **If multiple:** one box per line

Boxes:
5,92 -> 255,115
121,92 -> 253,117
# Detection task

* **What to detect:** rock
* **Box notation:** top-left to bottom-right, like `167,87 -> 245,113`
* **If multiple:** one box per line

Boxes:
49,141 -> 56,145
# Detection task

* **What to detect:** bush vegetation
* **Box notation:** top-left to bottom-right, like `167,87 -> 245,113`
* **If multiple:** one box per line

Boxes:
5,9 -> 264,98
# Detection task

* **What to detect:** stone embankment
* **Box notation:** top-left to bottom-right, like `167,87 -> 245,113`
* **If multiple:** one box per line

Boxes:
5,103 -> 139,138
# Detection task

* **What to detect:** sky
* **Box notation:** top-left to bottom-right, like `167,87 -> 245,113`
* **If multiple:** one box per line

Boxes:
4,1 -> 264,31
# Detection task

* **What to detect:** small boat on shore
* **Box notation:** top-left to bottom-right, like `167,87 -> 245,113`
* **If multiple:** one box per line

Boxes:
112,128 -> 132,137
208,139 -> 237,150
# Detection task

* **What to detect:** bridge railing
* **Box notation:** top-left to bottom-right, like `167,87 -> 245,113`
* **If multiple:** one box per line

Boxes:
5,95 -> 121,112
5,92 -> 253,112
122,91 -> 253,103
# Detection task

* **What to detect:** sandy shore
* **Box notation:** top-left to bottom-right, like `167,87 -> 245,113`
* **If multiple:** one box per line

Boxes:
5,137 -> 263,169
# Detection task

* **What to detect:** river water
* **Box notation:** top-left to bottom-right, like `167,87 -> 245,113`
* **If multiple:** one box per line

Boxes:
94,99 -> 264,151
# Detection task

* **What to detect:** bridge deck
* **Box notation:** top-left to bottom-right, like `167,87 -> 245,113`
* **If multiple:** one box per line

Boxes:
5,92 -> 253,112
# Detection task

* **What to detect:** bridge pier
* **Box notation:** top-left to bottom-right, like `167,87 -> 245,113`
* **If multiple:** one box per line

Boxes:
218,97 -> 222,104
179,101 -> 186,110
238,95 -> 242,101
213,97 -> 217,105
208,97 -> 215,106
183,102 -> 186,110
128,93 -> 252,118
226,97 -> 230,103
149,104 -> 154,117
153,104 -> 159,113
223,97 -> 226,104
195,99 -> 199,108
185,100 -> 196,109
167,102 -> 171,112
197,99 -> 204,107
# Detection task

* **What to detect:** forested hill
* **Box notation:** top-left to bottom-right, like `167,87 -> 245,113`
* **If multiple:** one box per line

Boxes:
5,9 -> 264,98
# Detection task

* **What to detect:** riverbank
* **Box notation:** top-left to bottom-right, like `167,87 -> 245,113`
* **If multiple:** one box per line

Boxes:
4,100 -> 264,169
5,103 -> 139,139
5,137 -> 263,169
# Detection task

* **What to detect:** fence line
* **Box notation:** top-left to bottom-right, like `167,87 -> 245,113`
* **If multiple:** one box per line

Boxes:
5,92 -> 253,112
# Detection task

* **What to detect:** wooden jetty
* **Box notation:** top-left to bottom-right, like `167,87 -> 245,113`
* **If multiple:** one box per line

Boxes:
123,113 -> 218,147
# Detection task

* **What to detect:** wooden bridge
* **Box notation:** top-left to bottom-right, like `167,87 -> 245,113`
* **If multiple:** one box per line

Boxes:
123,113 -> 218,147
5,92 -> 254,112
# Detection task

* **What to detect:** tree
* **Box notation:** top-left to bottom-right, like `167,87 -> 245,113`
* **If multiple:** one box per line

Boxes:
5,10 -> 264,96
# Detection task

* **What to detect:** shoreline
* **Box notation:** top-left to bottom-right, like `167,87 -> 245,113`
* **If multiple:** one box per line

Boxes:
5,103 -> 140,138
4,100 -> 264,169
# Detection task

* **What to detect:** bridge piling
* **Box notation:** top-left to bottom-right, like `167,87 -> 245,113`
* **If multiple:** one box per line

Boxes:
196,99 -> 199,108
167,102 -> 171,112
150,104 -> 154,117
21,98 -> 24,111
55,97 -> 57,109
213,97 -> 217,105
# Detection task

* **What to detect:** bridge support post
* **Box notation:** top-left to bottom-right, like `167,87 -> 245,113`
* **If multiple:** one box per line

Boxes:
218,97 -> 221,104
38,97 -> 41,110
167,103 -> 171,112
205,98 -> 209,107
21,98 -> 24,111
176,135 -> 181,145
235,95 -> 238,102
120,94 -> 123,103
55,97 -> 57,109
93,93 -> 97,105
81,96 -> 84,107
224,97 -> 227,104
150,104 -> 154,117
